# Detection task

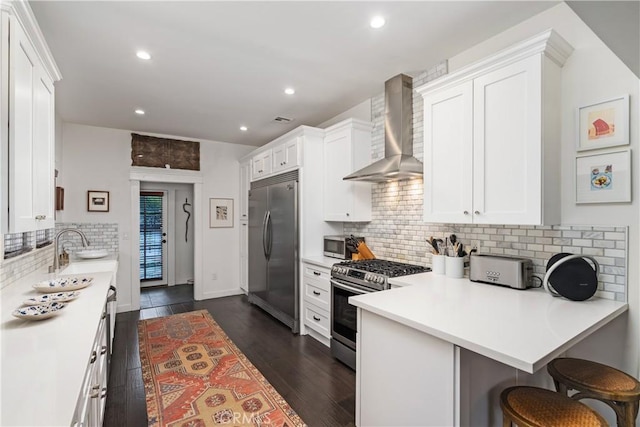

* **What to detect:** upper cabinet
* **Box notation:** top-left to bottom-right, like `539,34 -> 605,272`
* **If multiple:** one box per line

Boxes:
251,150 -> 272,181
323,119 -> 373,222
2,3 -> 61,233
272,135 -> 299,174
417,30 -> 573,226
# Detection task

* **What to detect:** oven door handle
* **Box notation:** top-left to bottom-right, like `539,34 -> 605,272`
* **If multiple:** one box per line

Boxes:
330,279 -> 370,295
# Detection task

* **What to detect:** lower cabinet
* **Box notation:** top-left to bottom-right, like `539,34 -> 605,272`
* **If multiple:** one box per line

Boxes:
72,304 -> 110,427
302,262 -> 331,346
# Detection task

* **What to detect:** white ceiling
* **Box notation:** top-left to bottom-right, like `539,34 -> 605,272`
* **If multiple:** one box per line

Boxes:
30,1 -> 560,147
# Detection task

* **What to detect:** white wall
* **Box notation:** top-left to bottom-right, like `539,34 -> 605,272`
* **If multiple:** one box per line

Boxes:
447,2 -> 639,380
58,122 -> 254,311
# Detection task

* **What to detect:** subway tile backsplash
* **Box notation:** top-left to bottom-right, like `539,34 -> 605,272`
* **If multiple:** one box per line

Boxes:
345,198 -> 628,303
55,223 -> 119,255
0,222 -> 119,290
344,60 -> 627,302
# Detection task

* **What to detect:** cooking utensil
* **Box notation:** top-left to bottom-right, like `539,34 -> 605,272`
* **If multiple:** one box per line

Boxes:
426,237 -> 438,254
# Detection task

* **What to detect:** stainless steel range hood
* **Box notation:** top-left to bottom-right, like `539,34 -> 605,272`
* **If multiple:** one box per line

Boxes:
344,74 -> 423,182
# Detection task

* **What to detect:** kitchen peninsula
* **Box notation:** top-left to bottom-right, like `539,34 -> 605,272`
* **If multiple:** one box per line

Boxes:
350,274 -> 628,426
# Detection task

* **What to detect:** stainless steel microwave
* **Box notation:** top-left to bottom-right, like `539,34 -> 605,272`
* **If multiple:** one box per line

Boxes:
323,235 -> 364,260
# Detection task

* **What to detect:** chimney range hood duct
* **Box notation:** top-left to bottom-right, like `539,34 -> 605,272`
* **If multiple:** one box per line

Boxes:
343,73 -> 423,182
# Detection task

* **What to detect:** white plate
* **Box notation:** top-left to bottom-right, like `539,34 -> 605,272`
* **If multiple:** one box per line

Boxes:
12,302 -> 67,320
33,277 -> 93,293
23,291 -> 81,306
76,249 -> 109,259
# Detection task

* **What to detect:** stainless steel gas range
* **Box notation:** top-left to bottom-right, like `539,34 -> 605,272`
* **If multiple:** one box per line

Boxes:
330,259 -> 430,369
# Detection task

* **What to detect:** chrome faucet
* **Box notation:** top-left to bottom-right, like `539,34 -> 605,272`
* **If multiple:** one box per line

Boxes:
49,229 -> 90,273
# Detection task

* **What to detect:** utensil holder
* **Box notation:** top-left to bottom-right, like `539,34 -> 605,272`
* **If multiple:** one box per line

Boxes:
432,254 -> 446,275
445,256 -> 464,278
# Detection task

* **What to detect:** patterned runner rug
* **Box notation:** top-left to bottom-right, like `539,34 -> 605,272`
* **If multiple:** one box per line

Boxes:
138,310 -> 306,427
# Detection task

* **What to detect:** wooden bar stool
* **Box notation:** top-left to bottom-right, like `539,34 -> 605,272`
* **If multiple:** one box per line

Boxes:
547,358 -> 640,427
500,386 -> 607,426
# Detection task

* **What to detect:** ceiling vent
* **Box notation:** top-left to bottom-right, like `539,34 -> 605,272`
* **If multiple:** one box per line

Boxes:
274,116 -> 293,123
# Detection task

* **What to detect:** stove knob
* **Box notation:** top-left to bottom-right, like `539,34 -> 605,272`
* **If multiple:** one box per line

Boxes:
376,276 -> 384,284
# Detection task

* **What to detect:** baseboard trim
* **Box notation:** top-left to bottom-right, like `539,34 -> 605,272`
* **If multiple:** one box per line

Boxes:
199,288 -> 244,300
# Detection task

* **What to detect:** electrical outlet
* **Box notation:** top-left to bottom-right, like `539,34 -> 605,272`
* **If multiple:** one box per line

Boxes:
470,240 -> 480,252
212,273 -> 218,280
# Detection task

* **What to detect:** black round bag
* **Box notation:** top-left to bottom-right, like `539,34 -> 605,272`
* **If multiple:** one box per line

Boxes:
543,253 -> 599,301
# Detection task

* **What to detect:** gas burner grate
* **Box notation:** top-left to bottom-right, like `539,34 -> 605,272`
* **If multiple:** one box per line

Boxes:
335,259 -> 430,277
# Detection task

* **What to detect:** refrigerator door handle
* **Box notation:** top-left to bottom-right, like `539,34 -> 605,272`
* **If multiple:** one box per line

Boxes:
262,211 -> 269,257
266,210 -> 273,257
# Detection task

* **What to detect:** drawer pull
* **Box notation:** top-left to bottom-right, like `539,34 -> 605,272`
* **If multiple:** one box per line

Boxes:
312,315 -> 321,322
90,390 -> 99,399
312,290 -> 321,296
313,271 -> 321,276
90,351 -> 97,364
101,387 -> 108,399
100,345 -> 107,355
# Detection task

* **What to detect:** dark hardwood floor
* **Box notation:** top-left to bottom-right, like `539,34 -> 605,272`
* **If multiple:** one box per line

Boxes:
139,283 -> 194,309
104,289 -> 356,427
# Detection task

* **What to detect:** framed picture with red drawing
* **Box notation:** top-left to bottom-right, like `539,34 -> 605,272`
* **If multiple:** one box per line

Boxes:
577,95 -> 629,152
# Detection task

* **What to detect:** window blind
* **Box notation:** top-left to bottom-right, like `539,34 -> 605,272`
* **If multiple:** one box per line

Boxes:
140,192 -> 164,281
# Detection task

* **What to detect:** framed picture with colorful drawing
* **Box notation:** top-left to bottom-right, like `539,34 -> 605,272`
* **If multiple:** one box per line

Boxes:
576,95 -> 629,152
209,198 -> 234,228
575,148 -> 631,204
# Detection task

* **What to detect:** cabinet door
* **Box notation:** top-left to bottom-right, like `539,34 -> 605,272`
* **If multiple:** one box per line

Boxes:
272,137 -> 299,173
473,55 -> 541,225
239,221 -> 248,292
8,18 -> 38,232
32,66 -> 55,229
251,150 -> 272,180
239,160 -> 250,220
323,128 -> 353,221
423,81 -> 473,224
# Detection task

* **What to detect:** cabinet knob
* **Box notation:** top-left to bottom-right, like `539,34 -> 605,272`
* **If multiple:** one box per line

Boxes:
346,213 -> 350,217
463,211 -> 469,215
474,210 -> 480,215
242,223 -> 247,226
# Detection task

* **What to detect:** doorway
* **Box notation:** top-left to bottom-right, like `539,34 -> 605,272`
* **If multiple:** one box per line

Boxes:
129,169 -> 203,312
139,191 -> 168,287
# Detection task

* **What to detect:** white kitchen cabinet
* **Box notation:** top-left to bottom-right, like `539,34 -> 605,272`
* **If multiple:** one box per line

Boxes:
73,305 -> 109,427
272,136 -> 299,174
2,5 -> 60,233
239,220 -> 248,293
239,158 -> 250,221
301,262 -> 331,346
418,29 -> 572,226
323,119 -> 373,222
251,149 -> 272,181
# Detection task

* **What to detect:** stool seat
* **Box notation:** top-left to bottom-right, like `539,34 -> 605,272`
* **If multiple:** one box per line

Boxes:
500,386 -> 607,427
547,358 -> 640,427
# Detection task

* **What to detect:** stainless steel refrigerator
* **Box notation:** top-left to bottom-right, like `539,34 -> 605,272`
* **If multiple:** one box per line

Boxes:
248,171 -> 299,333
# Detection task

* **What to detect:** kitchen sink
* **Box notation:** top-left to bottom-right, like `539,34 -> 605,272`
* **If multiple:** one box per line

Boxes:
60,259 -> 118,275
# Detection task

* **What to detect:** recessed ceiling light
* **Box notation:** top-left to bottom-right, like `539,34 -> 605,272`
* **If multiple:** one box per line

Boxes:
370,16 -> 385,29
136,50 -> 151,60
284,88 -> 295,95
135,109 -> 145,115
240,126 -> 248,131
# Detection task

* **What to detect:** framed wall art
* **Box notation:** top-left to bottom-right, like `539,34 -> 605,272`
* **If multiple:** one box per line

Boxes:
575,149 -> 631,204
209,198 -> 233,228
577,94 -> 629,151
87,190 -> 110,212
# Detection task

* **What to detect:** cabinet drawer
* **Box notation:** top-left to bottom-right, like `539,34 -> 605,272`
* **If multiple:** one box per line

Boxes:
304,280 -> 330,311
303,265 -> 330,283
304,304 -> 330,338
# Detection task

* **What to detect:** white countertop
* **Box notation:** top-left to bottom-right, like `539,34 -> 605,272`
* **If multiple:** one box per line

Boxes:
1,261 -> 118,426
350,273 -> 628,373
302,255 -> 342,269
